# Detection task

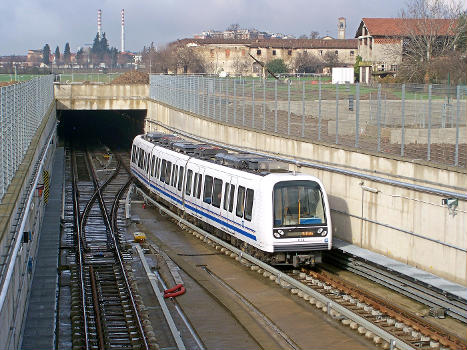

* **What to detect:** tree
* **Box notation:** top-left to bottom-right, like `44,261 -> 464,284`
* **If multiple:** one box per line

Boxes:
232,56 -> 250,75
310,31 -> 320,39
42,44 -> 50,65
63,42 -> 71,64
392,0 -> 466,82
227,23 -> 240,31
294,52 -> 323,73
54,46 -> 60,64
323,51 -> 340,68
175,46 -> 205,73
354,55 -> 362,81
298,34 -> 308,39
266,59 -> 288,74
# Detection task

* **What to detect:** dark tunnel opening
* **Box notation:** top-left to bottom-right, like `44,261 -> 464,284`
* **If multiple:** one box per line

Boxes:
57,109 -> 146,150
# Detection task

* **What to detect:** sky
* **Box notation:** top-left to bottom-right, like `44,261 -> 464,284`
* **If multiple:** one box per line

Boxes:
0,0 -> 410,55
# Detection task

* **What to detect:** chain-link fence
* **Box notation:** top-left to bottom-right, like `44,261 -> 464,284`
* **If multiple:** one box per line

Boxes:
150,75 -> 467,168
0,75 -> 54,202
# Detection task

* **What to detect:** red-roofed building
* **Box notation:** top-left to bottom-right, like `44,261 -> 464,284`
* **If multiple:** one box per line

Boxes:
355,18 -> 457,83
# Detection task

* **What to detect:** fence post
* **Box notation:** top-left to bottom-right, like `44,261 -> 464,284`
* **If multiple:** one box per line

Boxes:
263,79 -> 266,131
207,78 -> 210,118
242,78 -> 245,126
355,83 -> 360,148
252,79 -> 255,128
455,85 -> 460,166
427,84 -> 432,161
233,79 -> 237,124
287,80 -> 291,135
401,84 -> 406,157
301,80 -> 305,138
335,83 -> 339,144
318,79 -> 322,141
274,80 -> 278,133
225,78 -> 228,122
376,84 -> 382,152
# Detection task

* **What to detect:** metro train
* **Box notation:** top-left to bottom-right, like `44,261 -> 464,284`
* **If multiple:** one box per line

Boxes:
130,132 -> 332,266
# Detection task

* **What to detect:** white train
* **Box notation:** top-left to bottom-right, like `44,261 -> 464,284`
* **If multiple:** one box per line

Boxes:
131,132 -> 332,266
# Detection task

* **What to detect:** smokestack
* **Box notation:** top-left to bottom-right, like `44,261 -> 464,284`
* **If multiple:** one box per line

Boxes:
121,9 -> 125,53
97,9 -> 102,38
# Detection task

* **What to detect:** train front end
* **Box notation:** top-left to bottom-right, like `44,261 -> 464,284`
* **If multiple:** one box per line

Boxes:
267,175 -> 332,267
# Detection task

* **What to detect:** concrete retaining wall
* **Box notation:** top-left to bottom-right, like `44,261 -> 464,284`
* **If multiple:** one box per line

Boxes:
146,99 -> 467,285
54,84 -> 148,110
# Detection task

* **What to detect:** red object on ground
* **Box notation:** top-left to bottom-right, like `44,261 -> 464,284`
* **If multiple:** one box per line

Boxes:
163,284 -> 186,298
142,203 -> 146,209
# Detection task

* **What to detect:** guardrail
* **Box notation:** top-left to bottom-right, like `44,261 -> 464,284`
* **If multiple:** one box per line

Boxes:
0,75 -> 54,202
150,75 -> 467,169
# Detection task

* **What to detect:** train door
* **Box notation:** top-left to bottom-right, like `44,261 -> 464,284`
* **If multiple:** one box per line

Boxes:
223,176 -> 237,235
187,164 -> 201,220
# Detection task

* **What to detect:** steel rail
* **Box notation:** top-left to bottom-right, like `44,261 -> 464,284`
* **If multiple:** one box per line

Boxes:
148,120 -> 467,201
71,150 -> 91,350
134,186 -> 416,350
327,253 -> 467,323
87,152 -> 150,350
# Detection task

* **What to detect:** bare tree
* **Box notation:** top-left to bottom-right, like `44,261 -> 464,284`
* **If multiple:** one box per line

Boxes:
232,56 -> 250,75
394,0 -> 466,82
323,51 -> 340,68
294,52 -> 323,73
310,31 -> 320,39
174,46 -> 205,74
227,23 -> 240,31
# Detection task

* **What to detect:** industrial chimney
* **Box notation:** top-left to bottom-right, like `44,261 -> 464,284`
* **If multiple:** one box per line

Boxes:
121,9 -> 125,53
97,9 -> 102,39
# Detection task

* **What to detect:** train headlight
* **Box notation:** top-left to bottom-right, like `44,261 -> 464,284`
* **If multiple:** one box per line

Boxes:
317,228 -> 323,234
273,232 -> 281,238
321,230 -> 327,236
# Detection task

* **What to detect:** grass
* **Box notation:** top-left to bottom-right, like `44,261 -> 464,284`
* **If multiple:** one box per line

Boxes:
0,74 -> 41,82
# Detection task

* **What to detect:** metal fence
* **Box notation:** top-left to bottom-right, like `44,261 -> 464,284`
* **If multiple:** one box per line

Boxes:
150,75 -> 467,168
0,75 -> 54,202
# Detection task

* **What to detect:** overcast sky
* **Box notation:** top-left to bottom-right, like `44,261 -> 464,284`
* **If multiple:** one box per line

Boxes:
0,0 -> 410,55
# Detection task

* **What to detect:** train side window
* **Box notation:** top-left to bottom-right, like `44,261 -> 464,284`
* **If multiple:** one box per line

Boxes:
185,169 -> 193,195
131,145 -> 136,163
244,189 -> 254,221
203,175 -> 213,204
193,173 -> 199,197
165,161 -> 172,185
138,150 -> 142,168
236,186 -> 245,217
196,174 -> 202,199
212,178 -> 223,208
143,153 -> 147,172
160,159 -> 166,182
229,185 -> 235,212
223,183 -> 230,210
178,167 -> 184,191
151,155 -> 155,176
155,158 -> 160,178
172,165 -> 178,187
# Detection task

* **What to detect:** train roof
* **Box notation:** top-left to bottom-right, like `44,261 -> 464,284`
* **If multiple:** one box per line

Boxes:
139,132 -> 290,176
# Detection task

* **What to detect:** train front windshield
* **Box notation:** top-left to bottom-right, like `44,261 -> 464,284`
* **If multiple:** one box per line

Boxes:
273,181 -> 326,227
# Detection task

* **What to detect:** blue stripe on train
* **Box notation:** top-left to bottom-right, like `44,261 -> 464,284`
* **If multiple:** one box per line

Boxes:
132,170 -> 257,241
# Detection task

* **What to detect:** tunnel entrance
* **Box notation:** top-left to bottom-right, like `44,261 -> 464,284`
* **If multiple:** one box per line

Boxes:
57,109 -> 146,150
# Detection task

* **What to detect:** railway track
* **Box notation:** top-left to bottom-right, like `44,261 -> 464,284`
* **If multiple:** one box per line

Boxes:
68,148 -> 155,350
133,186 -> 467,350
